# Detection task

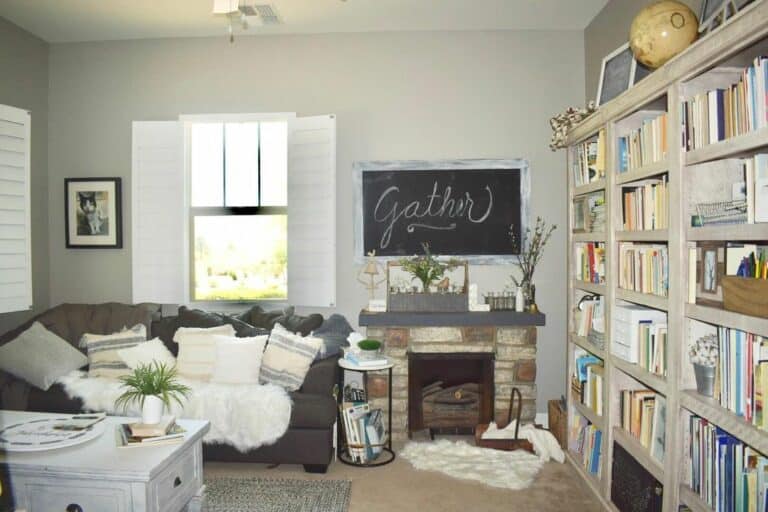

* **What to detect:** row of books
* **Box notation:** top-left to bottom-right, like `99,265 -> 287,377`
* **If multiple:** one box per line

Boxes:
612,304 -> 668,378
686,416 -> 768,512
574,192 -> 606,234
682,57 -> 768,152
618,243 -> 669,297
574,295 -> 605,347
619,390 -> 666,464
340,400 -> 386,464
621,175 -> 668,231
569,413 -> 602,477
742,154 -> 768,224
574,242 -> 606,284
573,350 -> 603,417
618,112 -> 668,173
571,130 -> 606,188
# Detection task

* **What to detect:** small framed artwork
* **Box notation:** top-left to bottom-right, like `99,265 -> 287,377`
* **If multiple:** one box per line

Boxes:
596,43 -> 636,107
573,197 -> 588,233
696,242 -> 724,306
65,178 -> 122,249
699,0 -> 753,33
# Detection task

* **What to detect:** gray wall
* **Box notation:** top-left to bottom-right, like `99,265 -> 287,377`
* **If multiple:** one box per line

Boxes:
0,18 -> 48,334
584,0 -> 699,103
47,30 -> 584,412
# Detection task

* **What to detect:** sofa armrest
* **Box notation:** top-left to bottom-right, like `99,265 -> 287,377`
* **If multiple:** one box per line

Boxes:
300,356 -> 340,396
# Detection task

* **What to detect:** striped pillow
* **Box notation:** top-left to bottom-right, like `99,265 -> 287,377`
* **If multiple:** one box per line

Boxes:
80,324 -> 148,379
260,323 -> 322,391
173,324 -> 236,380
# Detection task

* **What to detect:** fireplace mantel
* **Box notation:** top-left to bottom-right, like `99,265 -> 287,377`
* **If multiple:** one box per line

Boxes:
359,310 -> 546,327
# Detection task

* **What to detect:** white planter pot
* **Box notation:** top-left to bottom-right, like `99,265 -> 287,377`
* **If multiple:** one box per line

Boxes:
141,395 -> 165,424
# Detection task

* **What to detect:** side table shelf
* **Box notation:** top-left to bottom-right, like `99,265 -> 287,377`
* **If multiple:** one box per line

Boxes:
337,359 -> 396,467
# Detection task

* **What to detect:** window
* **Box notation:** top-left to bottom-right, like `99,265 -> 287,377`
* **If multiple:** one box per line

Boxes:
189,121 -> 288,301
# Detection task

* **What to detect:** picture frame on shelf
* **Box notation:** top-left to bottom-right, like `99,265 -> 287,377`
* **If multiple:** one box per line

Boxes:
695,242 -> 724,307
699,0 -> 754,33
596,44 -> 636,107
64,177 -> 122,249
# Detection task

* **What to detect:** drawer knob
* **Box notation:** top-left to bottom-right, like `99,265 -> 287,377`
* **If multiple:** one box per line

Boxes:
66,504 -> 83,512
174,476 -> 182,488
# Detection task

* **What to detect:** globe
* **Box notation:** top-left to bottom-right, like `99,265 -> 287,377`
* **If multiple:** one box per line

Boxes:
630,0 -> 699,69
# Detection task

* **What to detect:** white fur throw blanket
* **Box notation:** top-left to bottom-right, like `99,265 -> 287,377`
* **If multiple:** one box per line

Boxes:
57,371 -> 292,452
401,439 -> 545,490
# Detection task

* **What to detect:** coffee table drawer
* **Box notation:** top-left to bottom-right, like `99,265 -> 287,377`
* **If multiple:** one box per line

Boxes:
24,481 -> 132,512
151,444 -> 201,511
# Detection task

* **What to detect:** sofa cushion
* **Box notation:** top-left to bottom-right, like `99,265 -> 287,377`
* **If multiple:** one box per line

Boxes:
311,314 -> 352,361
118,337 -> 176,369
260,324 -> 322,391
150,315 -> 181,355
81,324 -> 148,379
178,306 -> 269,338
0,322 -> 88,390
174,324 -> 236,380
288,392 -> 337,429
210,334 -> 268,385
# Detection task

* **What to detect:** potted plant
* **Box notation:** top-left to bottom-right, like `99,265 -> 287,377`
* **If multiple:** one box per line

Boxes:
399,243 -> 460,293
115,362 -> 191,424
689,334 -> 718,397
510,217 -> 557,311
357,339 -> 382,360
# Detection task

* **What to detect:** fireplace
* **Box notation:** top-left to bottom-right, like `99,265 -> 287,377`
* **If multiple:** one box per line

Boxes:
408,352 -> 494,437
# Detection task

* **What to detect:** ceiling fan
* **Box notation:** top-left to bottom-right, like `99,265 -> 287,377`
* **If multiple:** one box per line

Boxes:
212,0 -> 282,42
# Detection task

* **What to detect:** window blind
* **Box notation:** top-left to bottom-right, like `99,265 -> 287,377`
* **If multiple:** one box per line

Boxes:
0,105 -> 31,314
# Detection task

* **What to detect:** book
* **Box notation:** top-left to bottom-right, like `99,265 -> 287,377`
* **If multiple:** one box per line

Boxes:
52,412 -> 106,431
117,422 -> 186,448
128,415 -> 176,438
344,353 -> 389,367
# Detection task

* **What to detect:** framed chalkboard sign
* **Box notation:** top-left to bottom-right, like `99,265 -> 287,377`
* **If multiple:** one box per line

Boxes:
597,43 -> 636,107
353,159 -> 530,263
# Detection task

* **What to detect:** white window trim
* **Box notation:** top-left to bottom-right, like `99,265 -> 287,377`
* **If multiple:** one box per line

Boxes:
179,112 -> 297,123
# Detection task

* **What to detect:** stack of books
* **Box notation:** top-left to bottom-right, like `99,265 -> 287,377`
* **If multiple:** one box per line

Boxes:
573,349 -> 603,417
569,413 -> 602,477
612,304 -> 668,377
621,176 -> 668,231
343,350 -> 389,368
340,393 -> 386,464
682,57 -> 768,152
687,416 -> 768,510
618,112 -> 668,173
619,390 -> 666,463
571,130 -> 606,187
618,243 -> 669,297
574,242 -> 606,284
117,416 -> 186,448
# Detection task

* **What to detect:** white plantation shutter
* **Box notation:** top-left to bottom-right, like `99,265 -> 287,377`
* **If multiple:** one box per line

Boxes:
287,115 -> 336,307
0,105 -> 31,314
131,121 -> 188,304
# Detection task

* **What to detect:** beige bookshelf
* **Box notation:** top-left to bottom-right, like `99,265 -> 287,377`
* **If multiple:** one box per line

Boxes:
564,2 -> 768,510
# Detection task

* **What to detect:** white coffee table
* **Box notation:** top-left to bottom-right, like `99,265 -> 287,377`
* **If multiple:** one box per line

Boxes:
0,410 -> 209,512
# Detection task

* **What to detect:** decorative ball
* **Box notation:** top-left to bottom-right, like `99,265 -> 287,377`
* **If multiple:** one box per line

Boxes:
629,0 -> 699,69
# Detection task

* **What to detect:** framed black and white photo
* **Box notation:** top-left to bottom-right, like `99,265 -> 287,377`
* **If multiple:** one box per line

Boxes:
699,0 -> 753,33
597,44 -> 636,107
695,242 -> 724,307
65,178 -> 122,248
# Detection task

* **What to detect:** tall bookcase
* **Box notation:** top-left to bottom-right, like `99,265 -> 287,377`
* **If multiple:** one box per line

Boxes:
564,2 -> 768,511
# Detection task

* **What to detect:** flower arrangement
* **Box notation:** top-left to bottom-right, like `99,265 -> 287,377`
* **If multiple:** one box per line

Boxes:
689,334 -> 718,367
510,217 -> 557,297
399,243 -> 460,293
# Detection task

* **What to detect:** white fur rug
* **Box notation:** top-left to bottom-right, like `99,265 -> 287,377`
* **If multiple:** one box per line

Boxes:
401,440 -> 545,490
57,371 -> 292,452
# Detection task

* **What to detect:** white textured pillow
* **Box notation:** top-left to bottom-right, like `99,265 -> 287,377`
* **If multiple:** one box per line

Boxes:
117,337 -> 176,370
80,324 -> 147,379
210,334 -> 268,385
260,323 -> 322,391
173,324 -> 236,380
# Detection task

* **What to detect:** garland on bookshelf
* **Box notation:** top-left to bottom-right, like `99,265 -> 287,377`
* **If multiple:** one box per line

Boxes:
572,129 -> 606,188
618,242 -> 669,297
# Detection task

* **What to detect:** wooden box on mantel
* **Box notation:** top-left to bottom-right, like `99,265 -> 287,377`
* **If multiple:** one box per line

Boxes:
722,276 -> 768,319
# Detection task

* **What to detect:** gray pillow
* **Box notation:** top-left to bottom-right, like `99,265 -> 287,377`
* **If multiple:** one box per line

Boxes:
311,314 -> 352,361
0,321 -> 88,390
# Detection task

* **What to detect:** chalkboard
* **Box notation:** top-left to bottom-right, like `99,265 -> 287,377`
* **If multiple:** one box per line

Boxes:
353,160 -> 530,261
597,43 -> 634,106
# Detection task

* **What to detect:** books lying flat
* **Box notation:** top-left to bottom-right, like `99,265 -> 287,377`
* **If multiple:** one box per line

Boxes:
117,422 -> 186,448
52,412 -> 106,431
344,353 -> 389,367
128,415 -> 176,438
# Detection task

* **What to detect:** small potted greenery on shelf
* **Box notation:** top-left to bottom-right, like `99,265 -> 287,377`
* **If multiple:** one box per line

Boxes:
115,362 -> 191,424
689,334 -> 718,397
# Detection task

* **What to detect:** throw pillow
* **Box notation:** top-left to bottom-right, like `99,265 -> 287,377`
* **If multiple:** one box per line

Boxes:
311,314 -> 353,361
260,323 -> 322,391
236,305 -> 291,330
117,337 -> 176,370
276,308 -> 324,337
177,306 -> 269,338
80,323 -> 148,379
0,322 -> 88,390
210,334 -> 269,385
174,324 -> 236,380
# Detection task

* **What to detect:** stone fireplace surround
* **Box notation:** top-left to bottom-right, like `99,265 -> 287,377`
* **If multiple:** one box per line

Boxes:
359,311 -> 545,441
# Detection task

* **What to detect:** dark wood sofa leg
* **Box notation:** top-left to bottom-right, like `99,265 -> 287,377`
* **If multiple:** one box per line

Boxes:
303,464 -> 329,474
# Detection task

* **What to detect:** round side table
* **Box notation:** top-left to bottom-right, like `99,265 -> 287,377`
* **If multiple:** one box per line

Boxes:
337,358 -> 396,467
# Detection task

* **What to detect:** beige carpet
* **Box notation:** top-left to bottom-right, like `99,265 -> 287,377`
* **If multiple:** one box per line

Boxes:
205,442 -> 603,512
